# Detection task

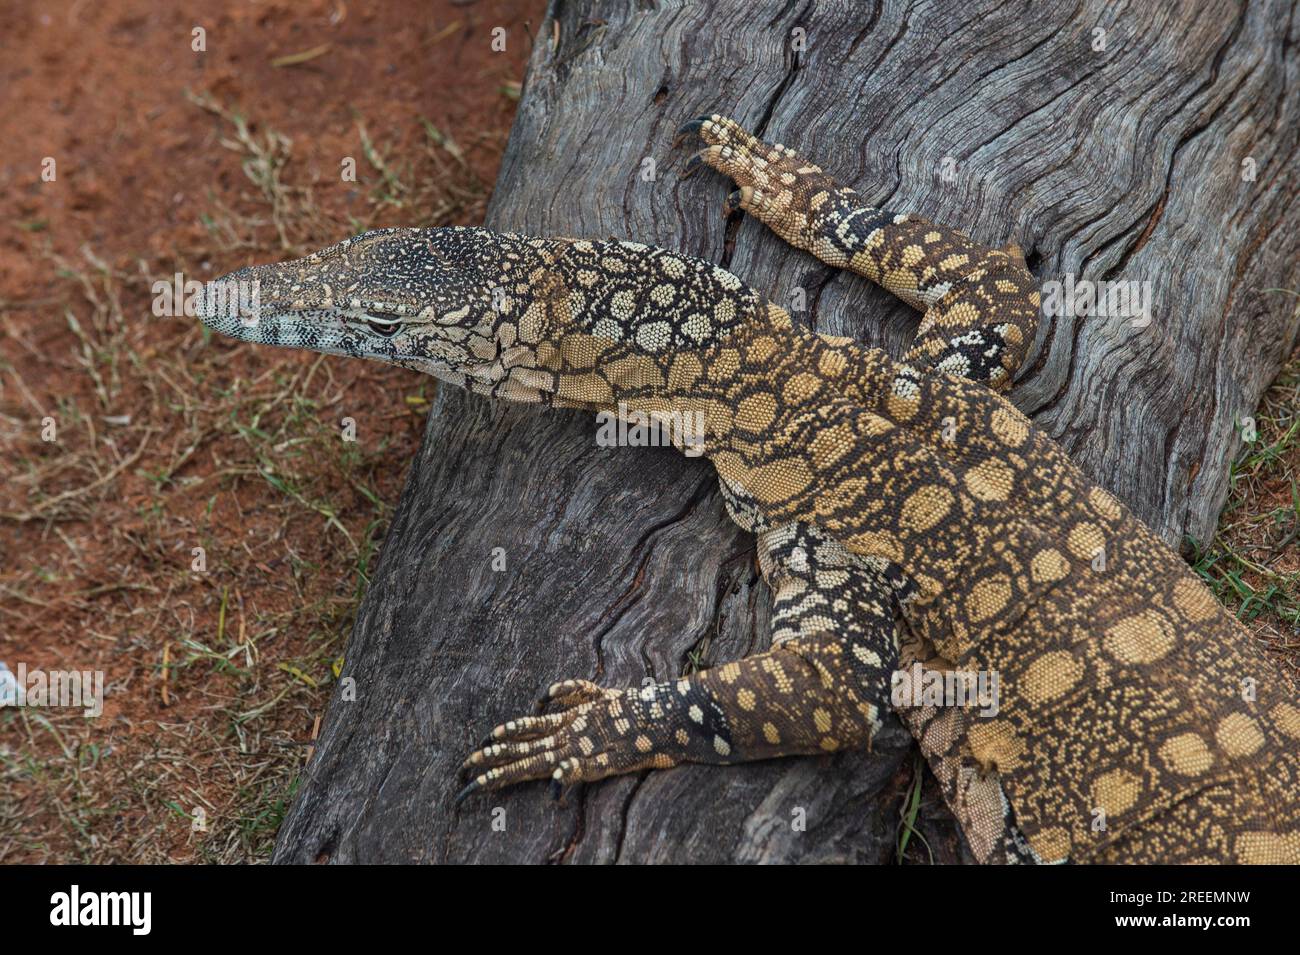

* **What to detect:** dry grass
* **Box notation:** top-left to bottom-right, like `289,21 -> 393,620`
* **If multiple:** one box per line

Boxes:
0,95 -> 505,862
1192,344 -> 1300,673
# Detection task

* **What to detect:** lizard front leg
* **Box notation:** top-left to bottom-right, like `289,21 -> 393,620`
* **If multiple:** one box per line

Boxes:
677,114 -> 1039,392
456,640 -> 864,801
457,520 -> 899,801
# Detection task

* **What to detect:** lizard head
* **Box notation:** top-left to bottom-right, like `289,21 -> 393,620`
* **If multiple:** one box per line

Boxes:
199,224 -> 768,406
196,226 -> 516,385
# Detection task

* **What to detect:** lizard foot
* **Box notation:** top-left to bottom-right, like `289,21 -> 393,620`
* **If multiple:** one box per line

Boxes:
675,114 -> 835,246
455,679 -> 680,804
456,640 -> 885,807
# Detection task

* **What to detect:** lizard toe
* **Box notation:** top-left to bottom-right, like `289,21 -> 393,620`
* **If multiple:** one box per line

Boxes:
461,735 -> 560,775
675,113 -> 763,152
681,144 -> 774,196
540,678 -> 615,712
457,749 -> 565,799
479,710 -> 576,747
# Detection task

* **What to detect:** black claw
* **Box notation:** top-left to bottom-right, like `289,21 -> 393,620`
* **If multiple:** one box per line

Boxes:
453,780 -> 479,806
548,778 -> 564,802
725,189 -> 745,215
672,116 -> 707,147
477,731 -> 497,748
680,152 -> 705,179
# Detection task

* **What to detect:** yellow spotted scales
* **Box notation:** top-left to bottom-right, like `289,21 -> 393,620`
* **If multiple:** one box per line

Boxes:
199,115 -> 1300,864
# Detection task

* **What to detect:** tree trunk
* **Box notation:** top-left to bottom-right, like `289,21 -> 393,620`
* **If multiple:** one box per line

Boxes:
273,0 -> 1300,864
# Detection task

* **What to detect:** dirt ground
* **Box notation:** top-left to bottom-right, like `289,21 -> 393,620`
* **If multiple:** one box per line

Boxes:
0,0 -> 542,862
1,1 -> 1295,865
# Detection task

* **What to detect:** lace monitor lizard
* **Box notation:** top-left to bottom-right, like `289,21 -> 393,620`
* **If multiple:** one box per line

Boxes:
198,115 -> 1300,864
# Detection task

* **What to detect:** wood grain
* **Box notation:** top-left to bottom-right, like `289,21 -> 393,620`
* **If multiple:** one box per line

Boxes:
274,0 -> 1300,864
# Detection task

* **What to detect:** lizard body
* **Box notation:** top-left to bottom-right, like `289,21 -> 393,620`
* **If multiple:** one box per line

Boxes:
199,116 -> 1300,864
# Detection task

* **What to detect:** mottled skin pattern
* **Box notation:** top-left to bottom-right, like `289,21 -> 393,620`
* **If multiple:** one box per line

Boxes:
199,116 -> 1300,864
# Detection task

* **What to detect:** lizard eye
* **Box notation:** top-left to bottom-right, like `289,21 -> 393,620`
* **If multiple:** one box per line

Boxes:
359,310 -> 405,337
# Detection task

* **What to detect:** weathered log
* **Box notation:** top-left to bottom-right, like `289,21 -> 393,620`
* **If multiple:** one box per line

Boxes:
273,0 -> 1300,863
